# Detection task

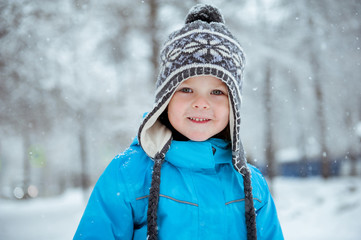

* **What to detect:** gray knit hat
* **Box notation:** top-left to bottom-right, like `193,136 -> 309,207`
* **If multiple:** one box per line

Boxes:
138,4 -> 257,240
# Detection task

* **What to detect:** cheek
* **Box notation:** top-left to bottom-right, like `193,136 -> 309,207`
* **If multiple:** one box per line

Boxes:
167,98 -> 179,117
217,102 -> 230,127
167,96 -> 184,125
168,94 -> 188,114
216,99 -> 230,117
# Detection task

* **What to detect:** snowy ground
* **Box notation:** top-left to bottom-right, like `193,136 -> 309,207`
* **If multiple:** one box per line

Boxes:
273,177 -> 361,240
0,189 -> 85,240
0,177 -> 360,240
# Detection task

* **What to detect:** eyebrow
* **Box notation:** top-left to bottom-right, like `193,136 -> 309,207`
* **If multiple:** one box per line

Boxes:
177,83 -> 228,91
214,85 -> 228,91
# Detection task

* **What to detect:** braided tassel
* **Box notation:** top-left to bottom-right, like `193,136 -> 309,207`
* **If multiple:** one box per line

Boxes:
241,167 -> 257,240
147,155 -> 164,240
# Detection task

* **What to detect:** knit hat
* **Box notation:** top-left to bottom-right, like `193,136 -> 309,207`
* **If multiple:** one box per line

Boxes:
138,4 -> 257,240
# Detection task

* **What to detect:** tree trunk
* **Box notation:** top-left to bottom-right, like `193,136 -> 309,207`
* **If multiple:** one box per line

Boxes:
78,111 -> 90,200
307,15 -> 330,179
344,108 -> 357,176
311,56 -> 331,179
264,62 -> 276,182
148,0 -> 159,83
310,53 -> 330,179
358,96 -> 361,176
22,130 -> 31,199
289,72 -> 308,177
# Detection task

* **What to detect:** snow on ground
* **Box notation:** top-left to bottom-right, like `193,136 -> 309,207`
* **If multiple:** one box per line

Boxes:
273,177 -> 361,240
0,190 -> 85,240
0,177 -> 360,240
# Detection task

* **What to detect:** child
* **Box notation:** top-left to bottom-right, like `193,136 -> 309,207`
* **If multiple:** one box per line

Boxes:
74,4 -> 283,240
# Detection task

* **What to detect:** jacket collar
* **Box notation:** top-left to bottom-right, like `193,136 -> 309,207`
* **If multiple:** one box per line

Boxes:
165,138 -> 232,169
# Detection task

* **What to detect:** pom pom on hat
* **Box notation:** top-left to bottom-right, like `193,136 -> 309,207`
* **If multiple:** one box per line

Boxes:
185,4 -> 225,24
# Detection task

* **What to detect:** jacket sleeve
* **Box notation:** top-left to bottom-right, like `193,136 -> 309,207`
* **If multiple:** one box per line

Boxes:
74,157 -> 134,240
255,179 -> 284,240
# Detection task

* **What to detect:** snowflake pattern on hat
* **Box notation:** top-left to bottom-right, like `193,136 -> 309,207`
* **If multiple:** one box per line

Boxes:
157,23 -> 245,93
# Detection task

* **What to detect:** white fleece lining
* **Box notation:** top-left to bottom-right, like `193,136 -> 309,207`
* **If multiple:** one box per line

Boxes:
140,100 -> 172,158
229,96 -> 235,144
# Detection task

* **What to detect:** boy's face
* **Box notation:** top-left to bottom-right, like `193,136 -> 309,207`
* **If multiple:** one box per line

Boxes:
167,75 -> 229,141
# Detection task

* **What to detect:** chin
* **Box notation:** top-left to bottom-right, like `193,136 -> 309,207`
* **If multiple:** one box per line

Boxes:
186,134 -> 212,142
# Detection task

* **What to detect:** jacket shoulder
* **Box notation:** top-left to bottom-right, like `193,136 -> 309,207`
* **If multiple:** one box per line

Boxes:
247,164 -> 272,203
112,142 -> 151,171
74,141 -> 151,239
248,164 -> 266,181
109,141 -> 153,197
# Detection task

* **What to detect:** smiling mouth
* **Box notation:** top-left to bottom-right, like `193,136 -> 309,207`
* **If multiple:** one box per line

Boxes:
188,117 -> 211,123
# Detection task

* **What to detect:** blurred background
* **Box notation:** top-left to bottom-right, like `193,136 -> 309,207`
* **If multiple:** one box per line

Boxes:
0,0 -> 360,239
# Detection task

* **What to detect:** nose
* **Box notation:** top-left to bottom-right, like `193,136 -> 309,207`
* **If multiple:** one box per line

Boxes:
192,95 -> 210,109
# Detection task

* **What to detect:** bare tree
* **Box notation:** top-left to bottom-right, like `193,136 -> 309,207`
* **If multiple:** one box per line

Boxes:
148,0 -> 160,82
263,62 -> 276,181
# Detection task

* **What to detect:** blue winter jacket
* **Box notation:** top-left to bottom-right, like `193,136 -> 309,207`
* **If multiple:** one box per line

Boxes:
74,137 -> 283,239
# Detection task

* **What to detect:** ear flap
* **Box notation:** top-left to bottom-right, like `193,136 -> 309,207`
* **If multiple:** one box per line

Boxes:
229,95 -> 235,145
139,100 -> 172,159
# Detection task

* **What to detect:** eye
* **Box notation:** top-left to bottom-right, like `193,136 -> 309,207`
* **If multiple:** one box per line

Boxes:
179,87 -> 193,93
211,89 -> 225,95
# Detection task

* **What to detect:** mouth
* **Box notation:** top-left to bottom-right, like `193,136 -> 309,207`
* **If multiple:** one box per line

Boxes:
188,117 -> 211,123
